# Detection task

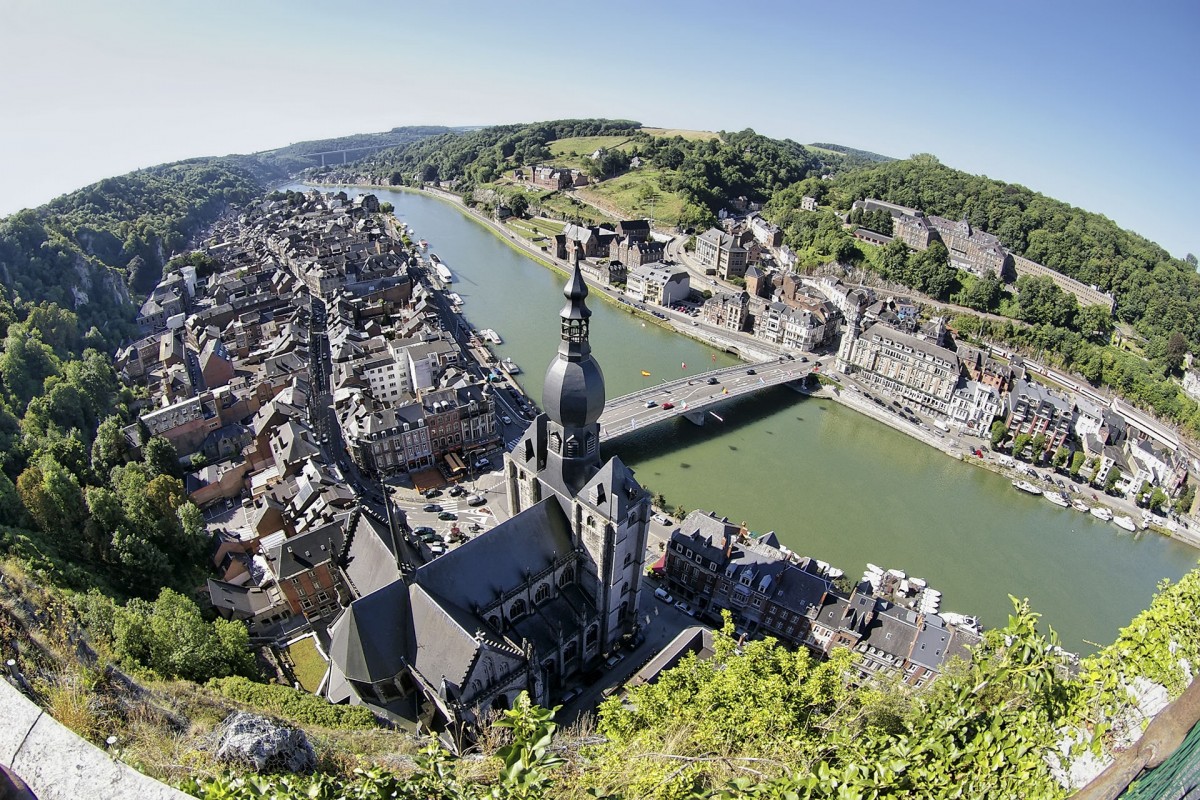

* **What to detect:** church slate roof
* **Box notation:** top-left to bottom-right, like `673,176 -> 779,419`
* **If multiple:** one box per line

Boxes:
326,581 -> 413,684
414,497 -> 575,612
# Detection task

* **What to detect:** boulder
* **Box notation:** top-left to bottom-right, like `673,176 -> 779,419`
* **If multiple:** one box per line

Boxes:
212,712 -> 315,773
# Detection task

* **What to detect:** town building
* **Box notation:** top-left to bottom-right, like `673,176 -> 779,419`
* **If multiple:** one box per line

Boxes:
840,323 -> 961,416
695,228 -> 748,280
1006,378 -> 1074,456
700,291 -> 750,332
662,512 -> 978,687
626,263 -> 690,307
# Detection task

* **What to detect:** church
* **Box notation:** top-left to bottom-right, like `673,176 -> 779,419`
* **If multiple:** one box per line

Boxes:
325,262 -> 650,745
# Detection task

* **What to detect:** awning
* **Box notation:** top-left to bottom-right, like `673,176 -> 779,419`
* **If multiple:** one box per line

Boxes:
444,452 -> 466,473
650,553 -> 666,574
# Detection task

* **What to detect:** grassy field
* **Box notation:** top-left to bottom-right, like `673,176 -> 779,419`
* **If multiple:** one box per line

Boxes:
804,144 -> 844,157
505,216 -> 564,243
578,168 -> 686,227
285,636 -> 328,693
641,127 -> 720,141
547,135 -> 635,169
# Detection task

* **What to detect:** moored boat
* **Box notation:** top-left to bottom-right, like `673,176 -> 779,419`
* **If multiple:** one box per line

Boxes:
1012,480 -> 1043,496
1071,499 -> 1090,512
480,329 -> 503,344
500,357 -> 521,375
1090,506 -> 1114,522
1113,515 -> 1137,532
434,262 -> 453,283
1044,492 -> 1070,508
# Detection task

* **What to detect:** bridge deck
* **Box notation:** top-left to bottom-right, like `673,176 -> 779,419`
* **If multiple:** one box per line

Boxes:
598,359 -> 814,441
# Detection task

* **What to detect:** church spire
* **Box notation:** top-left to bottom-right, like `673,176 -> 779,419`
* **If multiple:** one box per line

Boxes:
540,261 -> 606,490
559,260 -> 592,358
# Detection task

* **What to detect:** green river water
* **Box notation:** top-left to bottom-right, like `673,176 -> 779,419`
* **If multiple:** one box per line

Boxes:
294,183 -> 1199,652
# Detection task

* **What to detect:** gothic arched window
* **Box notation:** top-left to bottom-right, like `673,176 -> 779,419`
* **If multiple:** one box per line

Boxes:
535,583 -> 550,604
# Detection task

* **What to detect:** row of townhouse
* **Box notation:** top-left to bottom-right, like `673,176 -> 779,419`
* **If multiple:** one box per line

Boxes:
662,512 -> 979,687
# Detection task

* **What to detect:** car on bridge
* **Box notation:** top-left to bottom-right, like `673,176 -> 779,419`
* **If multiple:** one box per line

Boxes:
707,377 -> 718,385
661,402 -> 675,409
746,368 -> 756,375
645,400 -> 657,408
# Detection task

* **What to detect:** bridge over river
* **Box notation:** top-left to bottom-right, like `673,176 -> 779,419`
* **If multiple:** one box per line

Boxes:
597,358 -> 815,441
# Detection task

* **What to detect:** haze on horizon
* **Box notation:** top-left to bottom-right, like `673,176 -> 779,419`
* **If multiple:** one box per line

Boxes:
2,0 -> 1197,260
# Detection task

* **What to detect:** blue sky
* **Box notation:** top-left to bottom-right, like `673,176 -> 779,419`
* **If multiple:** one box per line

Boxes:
2,0 -> 1197,258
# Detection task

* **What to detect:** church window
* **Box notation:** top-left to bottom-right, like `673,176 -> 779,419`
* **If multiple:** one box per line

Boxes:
621,581 -> 629,596
623,552 -> 632,568
558,567 -> 575,587
535,583 -> 550,604
488,615 -> 501,630
510,599 -> 527,619
585,625 -> 599,649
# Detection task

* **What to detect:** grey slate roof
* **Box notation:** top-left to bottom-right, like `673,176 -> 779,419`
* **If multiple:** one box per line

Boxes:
414,496 -> 574,613
326,581 -> 413,683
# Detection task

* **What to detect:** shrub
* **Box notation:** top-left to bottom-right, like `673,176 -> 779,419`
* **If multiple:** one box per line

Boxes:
209,676 -> 377,730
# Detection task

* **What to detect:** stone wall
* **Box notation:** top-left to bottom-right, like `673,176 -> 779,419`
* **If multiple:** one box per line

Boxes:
0,678 -> 190,800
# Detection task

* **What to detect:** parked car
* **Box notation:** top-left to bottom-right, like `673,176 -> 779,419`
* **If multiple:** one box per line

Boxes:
474,457 -> 491,469
501,414 -> 512,424
417,531 -> 441,543
412,526 -> 436,537
652,513 -> 671,525
438,511 -> 458,521
448,485 -> 465,497
424,488 -> 443,499
674,600 -> 694,616
423,503 -> 442,513
654,587 -> 674,604
604,653 -> 625,668
560,687 -> 582,704
468,495 -> 487,507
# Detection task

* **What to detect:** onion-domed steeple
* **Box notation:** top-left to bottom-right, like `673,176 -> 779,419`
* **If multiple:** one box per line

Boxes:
540,261 -> 605,491
543,262 -> 606,429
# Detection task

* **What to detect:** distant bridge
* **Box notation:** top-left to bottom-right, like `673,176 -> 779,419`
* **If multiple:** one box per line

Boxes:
598,358 -> 815,441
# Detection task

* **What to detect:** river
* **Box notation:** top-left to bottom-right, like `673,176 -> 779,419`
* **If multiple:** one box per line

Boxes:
292,183 -> 1199,653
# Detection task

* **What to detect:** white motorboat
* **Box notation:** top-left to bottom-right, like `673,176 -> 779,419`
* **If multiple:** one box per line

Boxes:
1113,515 -> 1137,532
1044,492 -> 1070,508
1090,506 -> 1114,522
1013,480 -> 1043,496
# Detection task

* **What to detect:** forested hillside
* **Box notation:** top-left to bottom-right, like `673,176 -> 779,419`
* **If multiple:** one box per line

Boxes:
0,158 -> 265,344
830,155 -> 1200,350
250,125 -> 453,174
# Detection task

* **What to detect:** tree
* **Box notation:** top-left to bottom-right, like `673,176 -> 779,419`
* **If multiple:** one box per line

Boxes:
1148,487 -> 1168,513
1070,450 -> 1086,479
142,436 -> 181,478
90,415 -> 129,478
1105,466 -> 1121,493
990,421 -> 1008,449
1164,331 -> 1188,375
957,270 -> 1003,312
508,194 -> 530,218
1077,305 -> 1114,344
1030,433 -> 1047,460
111,589 -> 255,681
1052,446 -> 1069,470
379,201 -> 394,214
1012,433 -> 1032,460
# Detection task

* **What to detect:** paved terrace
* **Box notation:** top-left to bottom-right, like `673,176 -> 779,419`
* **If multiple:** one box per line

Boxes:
598,358 -> 815,441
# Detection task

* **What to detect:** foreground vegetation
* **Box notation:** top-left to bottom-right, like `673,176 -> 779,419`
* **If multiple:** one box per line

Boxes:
176,572 -> 1200,798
